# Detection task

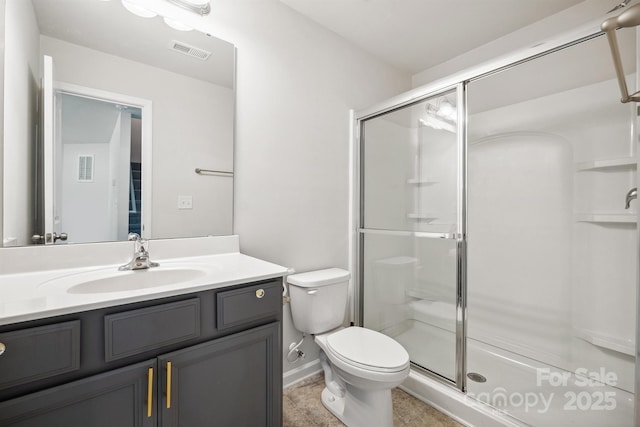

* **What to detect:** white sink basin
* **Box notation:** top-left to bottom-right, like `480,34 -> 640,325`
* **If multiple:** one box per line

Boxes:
41,265 -> 212,294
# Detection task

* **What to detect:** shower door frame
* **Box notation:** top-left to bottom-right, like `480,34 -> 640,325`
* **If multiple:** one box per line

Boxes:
354,83 -> 467,389
352,16 -> 639,404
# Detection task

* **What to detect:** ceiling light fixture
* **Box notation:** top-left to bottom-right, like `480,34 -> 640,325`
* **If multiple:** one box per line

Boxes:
121,0 -> 157,18
165,0 -> 211,16
437,100 -> 454,117
423,99 -> 457,132
116,0 -> 211,31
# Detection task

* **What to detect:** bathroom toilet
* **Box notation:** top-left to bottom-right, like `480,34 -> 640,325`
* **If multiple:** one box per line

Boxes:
287,268 -> 410,427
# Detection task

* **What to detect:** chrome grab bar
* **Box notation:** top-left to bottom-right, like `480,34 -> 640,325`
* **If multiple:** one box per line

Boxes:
194,168 -> 234,177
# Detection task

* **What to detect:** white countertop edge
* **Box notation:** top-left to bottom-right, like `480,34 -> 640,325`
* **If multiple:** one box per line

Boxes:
0,271 -> 286,327
0,251 -> 289,326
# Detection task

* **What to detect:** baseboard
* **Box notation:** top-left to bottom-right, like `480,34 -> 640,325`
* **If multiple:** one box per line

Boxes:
283,359 -> 322,389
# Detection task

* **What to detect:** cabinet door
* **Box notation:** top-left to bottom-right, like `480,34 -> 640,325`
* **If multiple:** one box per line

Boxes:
0,360 -> 156,427
159,322 -> 281,427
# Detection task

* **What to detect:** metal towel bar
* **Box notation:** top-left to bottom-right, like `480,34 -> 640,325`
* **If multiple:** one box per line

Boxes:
602,3 -> 640,102
194,168 -> 233,177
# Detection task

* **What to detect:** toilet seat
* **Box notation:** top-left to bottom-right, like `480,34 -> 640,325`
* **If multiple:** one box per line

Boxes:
325,327 -> 409,373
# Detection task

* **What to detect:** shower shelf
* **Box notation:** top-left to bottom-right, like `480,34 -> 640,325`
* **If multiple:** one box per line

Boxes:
407,177 -> 438,185
406,288 -> 447,300
575,157 -> 636,171
407,213 -> 438,221
574,213 -> 637,223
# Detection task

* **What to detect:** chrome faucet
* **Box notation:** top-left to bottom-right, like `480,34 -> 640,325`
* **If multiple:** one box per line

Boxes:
119,233 -> 159,271
625,187 -> 637,209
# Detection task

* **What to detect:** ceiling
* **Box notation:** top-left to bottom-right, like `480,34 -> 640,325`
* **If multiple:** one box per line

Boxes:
279,0 -> 592,74
31,0 -> 235,88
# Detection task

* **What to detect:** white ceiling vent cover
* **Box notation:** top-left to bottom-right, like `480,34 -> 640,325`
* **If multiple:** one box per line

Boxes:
169,40 -> 212,61
77,155 -> 94,182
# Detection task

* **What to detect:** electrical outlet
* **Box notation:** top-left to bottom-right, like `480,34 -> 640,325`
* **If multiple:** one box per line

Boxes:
178,195 -> 193,210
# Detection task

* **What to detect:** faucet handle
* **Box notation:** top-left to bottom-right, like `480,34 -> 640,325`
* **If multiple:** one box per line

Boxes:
127,233 -> 149,254
128,233 -> 141,242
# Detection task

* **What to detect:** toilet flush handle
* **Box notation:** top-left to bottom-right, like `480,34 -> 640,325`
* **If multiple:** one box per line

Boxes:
307,289 -> 318,295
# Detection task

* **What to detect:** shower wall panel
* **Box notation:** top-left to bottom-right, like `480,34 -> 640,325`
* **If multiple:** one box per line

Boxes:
467,132 -> 573,364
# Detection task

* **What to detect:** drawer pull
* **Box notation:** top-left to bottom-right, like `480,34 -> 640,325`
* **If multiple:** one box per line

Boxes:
166,361 -> 172,409
255,288 -> 265,299
0,342 -> 5,356
147,367 -> 153,418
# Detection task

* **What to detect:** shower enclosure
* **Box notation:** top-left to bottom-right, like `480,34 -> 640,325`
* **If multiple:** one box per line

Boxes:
354,24 -> 638,427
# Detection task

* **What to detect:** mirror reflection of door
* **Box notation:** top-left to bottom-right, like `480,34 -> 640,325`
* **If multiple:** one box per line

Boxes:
56,93 -> 142,244
35,54 -> 152,245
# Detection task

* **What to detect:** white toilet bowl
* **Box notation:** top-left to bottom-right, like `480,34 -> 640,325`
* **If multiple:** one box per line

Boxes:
314,327 -> 410,427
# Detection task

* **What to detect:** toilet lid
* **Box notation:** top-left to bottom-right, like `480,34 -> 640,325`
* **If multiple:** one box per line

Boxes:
326,327 -> 409,371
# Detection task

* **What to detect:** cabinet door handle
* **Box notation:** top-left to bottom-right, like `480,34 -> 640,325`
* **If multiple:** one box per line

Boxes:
0,342 -> 5,356
256,288 -> 265,298
166,361 -> 172,409
147,367 -> 153,418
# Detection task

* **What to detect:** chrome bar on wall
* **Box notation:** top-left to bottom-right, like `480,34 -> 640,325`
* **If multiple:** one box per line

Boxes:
602,2 -> 640,102
194,168 -> 234,177
358,228 -> 457,240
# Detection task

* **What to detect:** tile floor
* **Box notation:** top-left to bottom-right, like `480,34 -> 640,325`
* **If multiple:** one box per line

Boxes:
283,373 -> 464,427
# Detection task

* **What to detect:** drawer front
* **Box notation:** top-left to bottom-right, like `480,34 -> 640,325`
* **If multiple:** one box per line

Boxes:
105,298 -> 200,362
0,320 -> 81,389
217,281 -> 281,330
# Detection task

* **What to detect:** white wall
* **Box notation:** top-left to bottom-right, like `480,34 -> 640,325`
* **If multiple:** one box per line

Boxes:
127,0 -> 411,377
40,36 -> 234,239
183,0 -> 412,376
3,0 -> 39,246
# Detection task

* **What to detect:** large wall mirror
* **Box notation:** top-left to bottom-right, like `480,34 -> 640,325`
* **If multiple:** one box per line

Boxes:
2,0 -> 235,247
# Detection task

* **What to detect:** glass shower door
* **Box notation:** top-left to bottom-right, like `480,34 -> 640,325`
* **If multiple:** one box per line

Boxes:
359,87 -> 463,383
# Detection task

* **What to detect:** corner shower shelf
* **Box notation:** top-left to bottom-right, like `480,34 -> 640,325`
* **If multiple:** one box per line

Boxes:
407,213 -> 438,222
575,157 -> 636,171
407,177 -> 438,185
574,213 -> 637,223
406,288 -> 443,300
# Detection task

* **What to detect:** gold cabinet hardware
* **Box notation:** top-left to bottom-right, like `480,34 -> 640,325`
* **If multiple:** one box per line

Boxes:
147,367 -> 153,418
255,288 -> 265,299
0,342 -> 5,356
166,361 -> 172,409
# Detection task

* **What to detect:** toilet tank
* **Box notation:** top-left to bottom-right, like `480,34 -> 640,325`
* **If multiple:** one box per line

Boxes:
287,268 -> 351,335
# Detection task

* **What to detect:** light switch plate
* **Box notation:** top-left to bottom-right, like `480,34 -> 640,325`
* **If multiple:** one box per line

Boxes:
178,195 -> 193,209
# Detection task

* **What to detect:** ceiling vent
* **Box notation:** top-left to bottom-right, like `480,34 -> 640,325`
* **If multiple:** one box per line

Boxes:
168,40 -> 212,61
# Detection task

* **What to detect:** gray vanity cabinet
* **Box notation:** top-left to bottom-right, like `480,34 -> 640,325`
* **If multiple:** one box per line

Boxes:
0,278 -> 283,427
159,322 -> 280,427
0,359 -> 157,427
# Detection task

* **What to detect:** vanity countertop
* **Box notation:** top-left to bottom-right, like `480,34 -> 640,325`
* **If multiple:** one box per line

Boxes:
0,252 -> 288,326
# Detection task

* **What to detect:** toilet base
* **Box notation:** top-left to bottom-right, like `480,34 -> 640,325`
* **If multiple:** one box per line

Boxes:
320,385 -> 394,427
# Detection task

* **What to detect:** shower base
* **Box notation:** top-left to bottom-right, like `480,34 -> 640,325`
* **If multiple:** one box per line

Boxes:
393,321 -> 633,427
